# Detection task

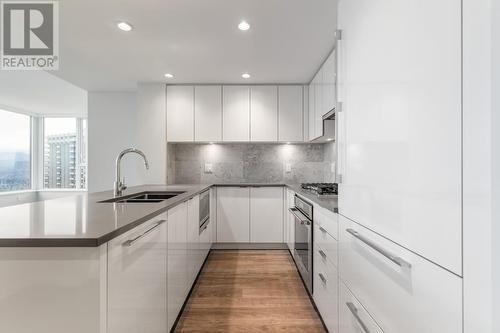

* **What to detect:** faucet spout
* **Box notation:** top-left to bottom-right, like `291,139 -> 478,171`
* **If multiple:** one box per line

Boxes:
114,148 -> 149,197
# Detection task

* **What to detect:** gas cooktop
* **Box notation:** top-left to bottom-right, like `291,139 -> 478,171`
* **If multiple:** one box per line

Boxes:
300,183 -> 338,196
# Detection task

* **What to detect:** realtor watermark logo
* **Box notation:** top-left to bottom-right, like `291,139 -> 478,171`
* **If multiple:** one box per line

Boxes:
1,1 -> 59,70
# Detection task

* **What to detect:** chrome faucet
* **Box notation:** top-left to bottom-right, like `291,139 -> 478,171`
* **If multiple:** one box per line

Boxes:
114,148 -> 149,197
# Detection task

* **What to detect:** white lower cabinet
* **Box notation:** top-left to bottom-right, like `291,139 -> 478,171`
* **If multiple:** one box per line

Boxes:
339,282 -> 383,333
250,187 -> 283,242
313,244 -> 339,333
339,215 -> 462,333
107,214 -> 168,333
167,202 -> 188,331
216,187 -> 250,242
187,196 -> 200,286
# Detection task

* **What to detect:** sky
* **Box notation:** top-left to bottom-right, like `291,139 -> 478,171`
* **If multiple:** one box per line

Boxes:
0,110 -> 77,152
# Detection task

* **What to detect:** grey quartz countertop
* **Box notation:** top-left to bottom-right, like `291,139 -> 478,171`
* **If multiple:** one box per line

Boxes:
0,183 -> 338,247
0,184 -> 211,247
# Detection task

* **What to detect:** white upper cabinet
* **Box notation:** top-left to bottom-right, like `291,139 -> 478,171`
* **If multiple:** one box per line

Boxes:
223,86 -> 250,141
249,187 -> 283,243
322,50 -> 336,114
250,86 -> 278,141
308,82 -> 316,141
314,69 -> 324,139
278,86 -> 304,142
337,0 -> 462,274
194,86 -> 222,142
166,86 -> 194,142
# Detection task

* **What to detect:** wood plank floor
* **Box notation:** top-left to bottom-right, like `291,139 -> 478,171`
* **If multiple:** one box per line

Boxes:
174,250 -> 326,333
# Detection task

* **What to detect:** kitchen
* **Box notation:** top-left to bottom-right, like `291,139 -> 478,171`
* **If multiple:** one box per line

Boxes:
0,1 -> 497,333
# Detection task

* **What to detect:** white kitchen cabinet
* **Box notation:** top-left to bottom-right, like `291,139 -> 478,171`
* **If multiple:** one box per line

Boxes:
250,86 -> 278,141
339,216 -> 462,333
286,188 -> 295,251
249,187 -> 283,243
339,282 -> 383,333
337,0 -> 462,274
322,50 -> 336,114
194,86 -> 222,142
108,215 -> 168,333
187,195 -> 200,286
167,85 -> 194,142
167,202 -> 188,331
223,86 -> 250,141
314,244 -> 339,333
314,69 -> 323,139
216,187 -> 250,242
308,81 -> 316,141
278,86 -> 303,142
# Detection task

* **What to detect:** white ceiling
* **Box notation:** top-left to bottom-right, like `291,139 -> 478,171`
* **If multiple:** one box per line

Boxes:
54,0 -> 337,91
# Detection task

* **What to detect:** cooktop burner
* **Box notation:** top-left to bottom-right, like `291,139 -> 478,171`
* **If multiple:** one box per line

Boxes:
301,183 -> 338,196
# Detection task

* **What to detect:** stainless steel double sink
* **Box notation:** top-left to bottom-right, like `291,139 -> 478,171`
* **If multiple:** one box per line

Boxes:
99,191 -> 184,203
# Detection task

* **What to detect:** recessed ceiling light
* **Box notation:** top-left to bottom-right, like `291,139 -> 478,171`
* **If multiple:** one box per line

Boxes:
242,73 -> 251,79
238,20 -> 250,31
164,73 -> 174,78
117,21 -> 133,32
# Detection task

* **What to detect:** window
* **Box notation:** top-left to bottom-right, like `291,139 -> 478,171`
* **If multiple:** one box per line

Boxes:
0,109 -> 31,192
43,118 -> 87,189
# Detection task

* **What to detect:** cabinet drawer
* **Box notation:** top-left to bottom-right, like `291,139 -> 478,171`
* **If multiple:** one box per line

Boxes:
339,215 -> 462,333
314,221 -> 338,268
339,282 -> 383,333
314,250 -> 339,333
314,204 -> 338,240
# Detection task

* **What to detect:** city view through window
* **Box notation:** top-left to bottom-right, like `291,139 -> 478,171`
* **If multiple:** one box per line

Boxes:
0,110 -> 31,192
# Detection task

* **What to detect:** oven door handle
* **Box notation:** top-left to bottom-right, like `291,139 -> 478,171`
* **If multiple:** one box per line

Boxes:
289,208 -> 311,225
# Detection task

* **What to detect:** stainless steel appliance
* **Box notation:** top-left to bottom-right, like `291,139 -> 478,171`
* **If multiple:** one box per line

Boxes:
301,182 -> 338,196
199,190 -> 210,233
310,109 -> 336,143
289,195 -> 313,293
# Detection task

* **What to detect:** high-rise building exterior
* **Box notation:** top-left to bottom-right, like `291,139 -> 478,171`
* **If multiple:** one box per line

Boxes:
44,134 -> 77,189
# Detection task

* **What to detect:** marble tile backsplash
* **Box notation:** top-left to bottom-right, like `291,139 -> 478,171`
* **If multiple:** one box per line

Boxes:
167,142 -> 336,184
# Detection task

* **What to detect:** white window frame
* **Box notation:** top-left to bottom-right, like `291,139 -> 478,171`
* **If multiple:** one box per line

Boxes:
0,107 -> 88,196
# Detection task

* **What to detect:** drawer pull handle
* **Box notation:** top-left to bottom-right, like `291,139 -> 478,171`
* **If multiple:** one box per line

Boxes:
346,302 -> 371,333
346,228 -> 412,268
318,273 -> 327,284
318,249 -> 327,259
123,220 -> 166,247
319,226 -> 327,233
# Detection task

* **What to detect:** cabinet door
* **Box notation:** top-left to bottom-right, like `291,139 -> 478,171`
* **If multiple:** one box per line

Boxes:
195,86 -> 222,142
223,86 -> 250,141
250,86 -> 278,141
167,86 -> 194,142
108,215 -> 168,333
250,187 -> 283,243
337,0 -> 461,274
339,282 -> 383,333
322,51 -> 336,114
314,69 -> 324,139
308,83 -> 315,141
278,86 -> 303,142
216,187 -> 250,242
187,196 -> 200,286
167,202 -> 188,331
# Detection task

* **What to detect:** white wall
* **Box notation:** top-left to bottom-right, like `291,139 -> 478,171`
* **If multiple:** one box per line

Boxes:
88,92 -> 140,192
136,83 -> 166,184
492,1 -> 500,331
0,71 -> 87,116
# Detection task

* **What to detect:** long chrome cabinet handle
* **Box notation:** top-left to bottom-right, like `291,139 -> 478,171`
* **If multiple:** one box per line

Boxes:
288,208 -> 311,225
319,226 -> 328,233
318,249 -> 327,259
346,228 -> 412,268
346,302 -> 371,333
123,219 -> 166,247
318,273 -> 327,284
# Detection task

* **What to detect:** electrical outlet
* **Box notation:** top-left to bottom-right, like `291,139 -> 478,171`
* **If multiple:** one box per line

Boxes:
285,163 -> 292,173
204,163 -> 212,173
331,162 -> 336,173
